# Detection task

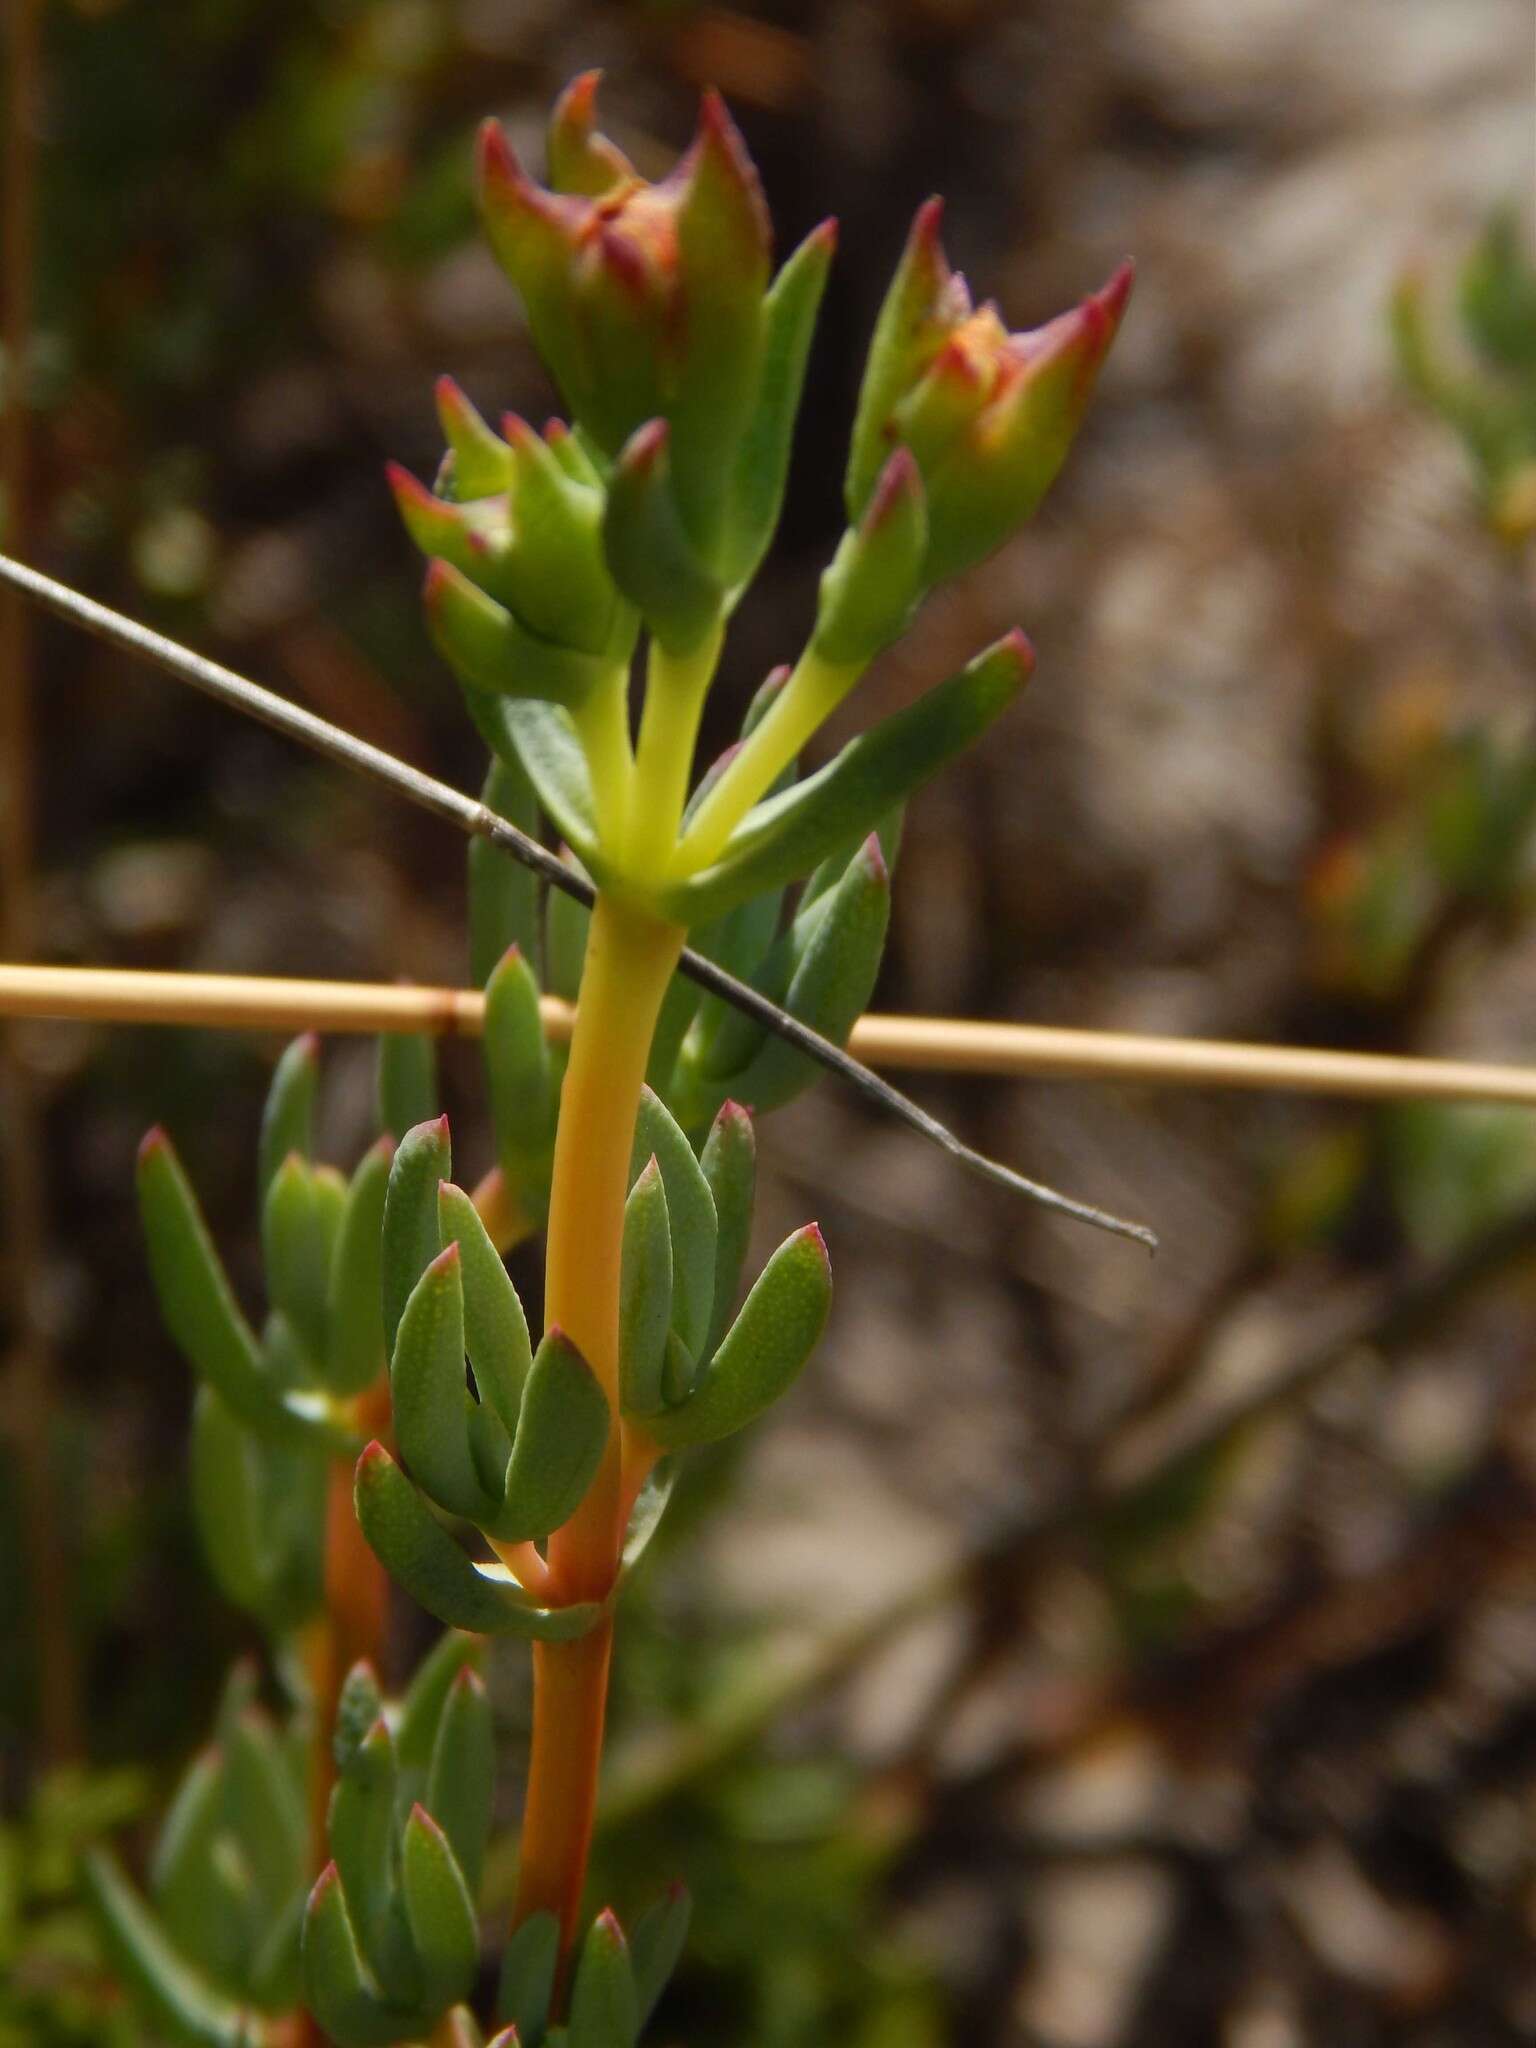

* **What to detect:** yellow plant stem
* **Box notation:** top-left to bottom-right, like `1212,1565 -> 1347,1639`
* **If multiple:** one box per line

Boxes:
628,627 -> 724,872
673,643 -> 862,875
514,892 -> 685,1954
573,667 -> 636,848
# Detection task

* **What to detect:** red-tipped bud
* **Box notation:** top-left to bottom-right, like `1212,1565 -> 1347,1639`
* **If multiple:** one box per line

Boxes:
848,201 -> 1134,583
548,70 -> 637,196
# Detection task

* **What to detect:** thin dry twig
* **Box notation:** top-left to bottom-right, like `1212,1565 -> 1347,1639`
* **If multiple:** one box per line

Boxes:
0,551 -> 1156,1249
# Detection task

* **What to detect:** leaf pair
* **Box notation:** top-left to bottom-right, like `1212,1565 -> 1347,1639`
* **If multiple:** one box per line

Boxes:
666,824 -> 895,1133
139,1037 -> 392,1449
619,1092 -> 832,1448
381,1117 -> 609,1542
302,1638 -> 493,2046
495,1891 -> 691,2048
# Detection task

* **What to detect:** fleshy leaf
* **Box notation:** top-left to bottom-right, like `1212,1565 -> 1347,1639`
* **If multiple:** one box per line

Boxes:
138,1131 -> 336,1448
723,220 -> 837,593
497,1911 -> 559,2039
437,1179 -> 533,1435
381,1116 -> 451,1354
391,1245 -> 491,1524
302,1864 -> 418,2048
378,1034 -> 439,1148
262,1155 -> 332,1367
812,449 -> 927,664
401,1806 -> 480,2014
354,1444 -> 603,1640
630,1885 -> 692,2027
602,420 -> 722,654
568,1908 -> 639,2048
326,1136 -> 394,1396
660,632 -> 1031,923
698,1103 -> 756,1357
470,754 -> 542,988
328,1718 -> 401,1989
82,1848 -> 261,2048
619,1157 -> 673,1418
258,1034 -> 318,1207
483,946 -> 557,1218
649,1224 -> 831,1447
425,1666 -> 494,1901
628,1089 -> 717,1360
494,1329 -> 610,1543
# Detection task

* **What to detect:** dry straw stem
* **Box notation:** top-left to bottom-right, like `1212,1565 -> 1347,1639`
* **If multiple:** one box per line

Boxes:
4,962 -> 1536,1112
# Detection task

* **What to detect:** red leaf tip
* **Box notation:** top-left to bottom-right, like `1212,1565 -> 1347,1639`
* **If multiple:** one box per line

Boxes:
137,1124 -> 168,1164
999,627 -> 1037,678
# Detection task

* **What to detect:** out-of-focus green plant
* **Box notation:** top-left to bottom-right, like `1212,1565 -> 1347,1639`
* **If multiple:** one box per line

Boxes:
95,70 -> 1131,2046
1393,206 -> 1536,544
0,1767 -> 147,2048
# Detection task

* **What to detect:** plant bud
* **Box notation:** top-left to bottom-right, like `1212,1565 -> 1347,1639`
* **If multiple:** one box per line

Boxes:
848,197 -> 1132,585
390,389 -> 633,702
478,82 -> 774,565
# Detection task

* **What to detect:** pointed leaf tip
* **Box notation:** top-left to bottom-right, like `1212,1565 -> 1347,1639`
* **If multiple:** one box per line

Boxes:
137,1124 -> 167,1164
864,445 -> 923,529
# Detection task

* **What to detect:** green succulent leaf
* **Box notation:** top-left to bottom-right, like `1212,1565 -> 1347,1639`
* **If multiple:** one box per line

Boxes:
483,945 -> 557,1217
222,1709 -> 307,1921
378,1034 -> 439,1147
472,696 -> 603,878
723,220 -> 837,593
568,1909 -> 639,2048
698,1102 -> 756,1357
262,1154 -> 333,1368
628,1088 -> 717,1360
187,1388 -> 281,1621
138,1131 -> 340,1449
354,1443 -> 603,1640
649,1223 -> 831,1447
381,1115 -> 451,1354
391,1245 -> 493,1524
497,1910 -> 559,2041
401,1805 -> 480,2014
326,1136 -> 394,1397
812,449 -> 927,666
333,1661 -> 386,1774
425,1665 -> 495,1901
328,1718 -> 401,1987
471,755 -> 543,988
424,558 -> 609,710
602,420 -> 723,654
396,1630 -> 483,1783
659,632 -> 1032,922
630,1886 -> 692,2028
619,1156 -> 673,1418
83,1848 -> 264,2048
302,1865 -> 419,2048
150,1744 -> 238,1979
437,1179 -> 533,1435
494,1329 -> 610,1543
682,832 -> 890,1128
258,1034 -> 318,1208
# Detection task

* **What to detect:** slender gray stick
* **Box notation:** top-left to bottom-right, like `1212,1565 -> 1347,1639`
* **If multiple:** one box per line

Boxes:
0,551 -> 1156,1250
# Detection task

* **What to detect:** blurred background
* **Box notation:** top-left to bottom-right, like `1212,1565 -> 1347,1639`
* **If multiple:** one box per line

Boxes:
3,0 -> 1536,2041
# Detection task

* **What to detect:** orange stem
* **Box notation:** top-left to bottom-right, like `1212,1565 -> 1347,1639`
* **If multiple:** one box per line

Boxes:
512,895 -> 683,1950
306,1384 -> 393,1875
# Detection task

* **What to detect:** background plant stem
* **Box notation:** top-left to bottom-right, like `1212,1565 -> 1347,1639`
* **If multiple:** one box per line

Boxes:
0,0 -> 80,1766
